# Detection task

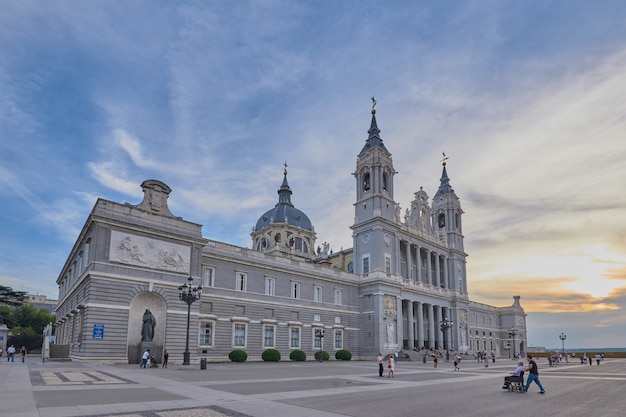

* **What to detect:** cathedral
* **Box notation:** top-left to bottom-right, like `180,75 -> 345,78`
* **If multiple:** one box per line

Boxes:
53,106 -> 527,363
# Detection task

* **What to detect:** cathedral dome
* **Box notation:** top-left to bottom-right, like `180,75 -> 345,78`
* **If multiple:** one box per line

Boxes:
254,171 -> 313,232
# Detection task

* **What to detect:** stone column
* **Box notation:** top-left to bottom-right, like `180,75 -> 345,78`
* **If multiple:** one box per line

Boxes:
426,250 -> 432,285
406,300 -> 414,349
416,245 -> 422,283
435,305 -> 443,349
443,256 -> 450,288
396,296 -> 403,349
435,254 -> 441,287
416,302 -> 424,349
427,304 -> 435,349
405,242 -> 412,281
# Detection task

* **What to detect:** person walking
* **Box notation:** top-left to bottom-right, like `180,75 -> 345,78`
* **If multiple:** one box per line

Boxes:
7,345 -> 16,362
387,356 -> 395,378
377,353 -> 384,377
524,354 -> 545,394
162,350 -> 169,368
141,349 -> 150,368
20,346 -> 27,363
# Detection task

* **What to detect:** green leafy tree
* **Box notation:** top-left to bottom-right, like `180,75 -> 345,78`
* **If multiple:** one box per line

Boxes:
0,304 -> 15,327
0,285 -> 27,306
13,304 -> 54,334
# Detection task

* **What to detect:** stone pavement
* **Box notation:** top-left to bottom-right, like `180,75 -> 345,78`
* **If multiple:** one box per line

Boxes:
2,355 -> 626,417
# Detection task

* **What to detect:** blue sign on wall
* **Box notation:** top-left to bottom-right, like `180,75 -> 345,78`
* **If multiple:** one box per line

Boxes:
93,324 -> 104,339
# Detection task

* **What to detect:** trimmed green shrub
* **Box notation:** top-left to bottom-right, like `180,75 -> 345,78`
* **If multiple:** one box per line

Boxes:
289,349 -> 306,361
262,348 -> 281,362
335,349 -> 352,361
228,349 -> 248,362
314,350 -> 330,361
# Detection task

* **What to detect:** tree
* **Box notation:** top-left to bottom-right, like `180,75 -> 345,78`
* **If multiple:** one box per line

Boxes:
13,304 -> 55,335
0,285 -> 27,306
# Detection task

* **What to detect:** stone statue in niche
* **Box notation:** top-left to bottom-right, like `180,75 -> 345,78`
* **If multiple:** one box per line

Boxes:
141,309 -> 156,342
386,322 -> 396,344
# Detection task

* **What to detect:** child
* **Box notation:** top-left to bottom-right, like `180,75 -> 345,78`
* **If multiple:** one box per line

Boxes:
387,357 -> 395,378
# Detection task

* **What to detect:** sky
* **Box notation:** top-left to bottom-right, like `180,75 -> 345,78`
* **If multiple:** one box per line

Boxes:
1,1 -> 625,350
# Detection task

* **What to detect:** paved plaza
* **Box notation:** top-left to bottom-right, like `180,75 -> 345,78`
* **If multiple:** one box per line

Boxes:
1,355 -> 625,417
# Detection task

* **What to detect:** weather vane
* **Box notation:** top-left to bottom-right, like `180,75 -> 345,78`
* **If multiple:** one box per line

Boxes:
371,96 -> 377,109
284,160 -> 288,176
441,151 -> 449,166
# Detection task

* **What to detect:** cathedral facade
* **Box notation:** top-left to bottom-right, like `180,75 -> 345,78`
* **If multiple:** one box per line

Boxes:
53,108 -> 527,363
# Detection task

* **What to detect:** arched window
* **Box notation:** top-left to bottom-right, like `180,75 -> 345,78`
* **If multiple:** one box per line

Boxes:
363,172 -> 370,192
257,237 -> 269,251
437,213 -> 445,228
382,172 -> 388,192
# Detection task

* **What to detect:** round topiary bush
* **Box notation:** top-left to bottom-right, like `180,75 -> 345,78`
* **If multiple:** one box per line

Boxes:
289,349 -> 306,362
314,350 -> 330,361
335,349 -> 352,361
262,348 -> 281,362
228,349 -> 248,362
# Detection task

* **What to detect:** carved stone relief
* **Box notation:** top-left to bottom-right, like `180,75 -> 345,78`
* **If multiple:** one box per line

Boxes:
110,230 -> 190,273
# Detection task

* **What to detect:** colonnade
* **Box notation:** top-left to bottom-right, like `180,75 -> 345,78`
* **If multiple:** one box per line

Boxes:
400,299 -> 454,351
399,239 -> 450,289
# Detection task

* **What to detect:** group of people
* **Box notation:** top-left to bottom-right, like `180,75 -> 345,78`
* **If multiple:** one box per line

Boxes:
502,354 -> 545,394
140,349 -> 169,368
377,352 -> 396,377
1,345 -> 28,363
376,350 -> 547,395
580,353 -> 603,365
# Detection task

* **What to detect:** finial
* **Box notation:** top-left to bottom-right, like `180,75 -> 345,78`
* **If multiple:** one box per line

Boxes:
283,161 -> 288,176
371,96 -> 377,114
441,151 -> 449,166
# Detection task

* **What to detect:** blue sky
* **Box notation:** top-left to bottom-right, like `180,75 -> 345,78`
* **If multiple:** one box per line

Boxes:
1,1 -> 625,349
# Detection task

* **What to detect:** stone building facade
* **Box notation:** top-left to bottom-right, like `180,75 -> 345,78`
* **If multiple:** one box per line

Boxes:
54,107 -> 526,363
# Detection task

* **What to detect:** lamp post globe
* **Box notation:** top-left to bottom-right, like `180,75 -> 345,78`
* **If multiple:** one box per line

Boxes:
559,332 -> 567,358
315,329 -> 325,362
178,276 -> 202,366
508,327 -> 519,359
439,318 -> 453,361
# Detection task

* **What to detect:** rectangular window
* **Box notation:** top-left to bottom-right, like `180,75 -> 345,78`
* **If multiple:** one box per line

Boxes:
314,286 -> 322,302
291,281 -> 301,299
334,289 -> 343,305
290,327 -> 300,348
263,325 -> 275,348
334,330 -> 343,349
265,277 -> 275,295
203,266 -> 215,287
199,321 -> 213,346
233,323 -> 246,347
363,257 -> 370,274
314,314 -> 321,322
334,316 -> 341,324
236,272 -> 247,292
385,255 -> 391,274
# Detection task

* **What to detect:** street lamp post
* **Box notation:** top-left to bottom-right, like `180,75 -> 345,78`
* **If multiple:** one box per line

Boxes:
315,329 -> 325,362
178,276 -> 202,366
559,332 -> 567,359
508,327 -> 519,359
439,317 -> 453,361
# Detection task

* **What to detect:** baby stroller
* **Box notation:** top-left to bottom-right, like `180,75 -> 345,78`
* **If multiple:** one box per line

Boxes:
504,371 -> 525,393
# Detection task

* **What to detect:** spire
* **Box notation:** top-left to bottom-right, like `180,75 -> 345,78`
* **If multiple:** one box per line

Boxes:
434,152 -> 453,198
359,97 -> 389,155
277,161 -> 293,206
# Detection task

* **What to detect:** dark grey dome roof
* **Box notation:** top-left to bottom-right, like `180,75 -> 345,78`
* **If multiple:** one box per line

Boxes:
254,173 -> 313,232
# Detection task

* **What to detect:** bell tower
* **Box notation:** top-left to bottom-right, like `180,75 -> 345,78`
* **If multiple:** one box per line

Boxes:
353,101 -> 397,225
431,155 -> 467,293
352,100 -> 398,275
